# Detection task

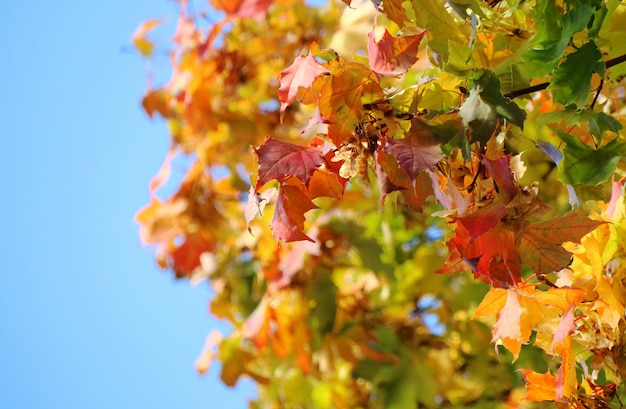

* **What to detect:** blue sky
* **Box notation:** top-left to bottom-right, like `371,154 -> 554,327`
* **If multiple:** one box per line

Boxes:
0,2 -> 255,408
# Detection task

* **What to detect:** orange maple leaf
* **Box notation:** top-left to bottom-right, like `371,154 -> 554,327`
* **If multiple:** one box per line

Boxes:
520,211 -> 604,275
318,62 -> 384,145
521,370 -> 557,401
492,289 -> 524,359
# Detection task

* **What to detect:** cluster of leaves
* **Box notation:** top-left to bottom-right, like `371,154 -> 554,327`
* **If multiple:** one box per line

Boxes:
134,0 -> 626,407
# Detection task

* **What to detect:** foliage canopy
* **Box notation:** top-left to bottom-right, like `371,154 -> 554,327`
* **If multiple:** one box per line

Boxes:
134,0 -> 626,407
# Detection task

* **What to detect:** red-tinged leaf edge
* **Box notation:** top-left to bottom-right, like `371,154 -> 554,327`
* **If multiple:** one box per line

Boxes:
254,137 -> 324,192
270,183 -> 317,242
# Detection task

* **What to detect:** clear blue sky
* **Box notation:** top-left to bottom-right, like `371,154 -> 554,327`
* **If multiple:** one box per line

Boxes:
0,2 -> 255,408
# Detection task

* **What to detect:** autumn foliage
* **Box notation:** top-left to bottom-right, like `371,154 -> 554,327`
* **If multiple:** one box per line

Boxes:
134,0 -> 626,407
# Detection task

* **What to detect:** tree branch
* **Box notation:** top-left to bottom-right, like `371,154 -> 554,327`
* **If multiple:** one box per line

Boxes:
504,53 -> 626,100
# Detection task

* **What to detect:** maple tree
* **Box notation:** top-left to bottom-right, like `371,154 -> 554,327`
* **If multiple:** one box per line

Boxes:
133,0 -> 626,407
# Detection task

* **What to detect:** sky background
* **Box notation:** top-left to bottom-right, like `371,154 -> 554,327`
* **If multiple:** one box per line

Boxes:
0,1 -> 257,408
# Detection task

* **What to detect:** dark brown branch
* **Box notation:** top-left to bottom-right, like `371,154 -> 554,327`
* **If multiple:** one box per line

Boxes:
590,78 -> 604,110
504,83 -> 549,99
503,53 -> 626,100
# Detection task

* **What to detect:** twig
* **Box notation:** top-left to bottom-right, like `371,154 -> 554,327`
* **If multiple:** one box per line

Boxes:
504,53 -> 626,100
590,78 -> 604,110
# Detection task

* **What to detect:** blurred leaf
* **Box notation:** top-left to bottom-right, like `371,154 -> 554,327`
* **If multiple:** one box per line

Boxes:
132,18 -> 162,57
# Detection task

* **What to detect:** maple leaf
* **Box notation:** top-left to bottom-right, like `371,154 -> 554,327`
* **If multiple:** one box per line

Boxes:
235,0 -> 273,19
549,41 -> 605,109
556,129 -> 626,186
278,44 -> 330,121
375,150 -> 412,203
270,183 -> 317,242
535,287 -> 586,312
550,305 -> 576,354
521,370 -> 557,401
483,156 -> 519,201
555,335 -> 577,401
307,167 -> 346,200
492,289 -> 524,359
408,0 -> 467,56
212,0 -> 273,19
195,330 -> 224,375
451,223 -> 521,287
269,232 -> 321,291
318,62 -> 384,145
473,287 -> 508,320
381,135 -> 443,182
436,241 -> 474,276
245,186 -> 277,230
400,171 -> 435,211
254,137 -> 324,192
243,297 -> 270,349
172,12 -> 197,49
367,28 -> 426,76
456,206 -> 508,239
171,235 -> 216,278
210,0 -> 242,13
429,172 -> 471,216
142,88 -> 170,119
132,19 -> 162,57
378,0 -> 409,27
520,211 -> 604,276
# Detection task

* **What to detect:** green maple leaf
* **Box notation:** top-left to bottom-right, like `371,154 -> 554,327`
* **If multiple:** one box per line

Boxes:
539,109 -> 622,143
549,41 -> 605,109
555,128 -> 626,186
460,71 -> 526,143
523,1 -> 594,76
409,0 -> 468,58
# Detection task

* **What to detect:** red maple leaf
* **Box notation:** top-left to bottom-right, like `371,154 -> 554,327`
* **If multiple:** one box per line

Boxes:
400,171 -> 434,211
254,137 -> 324,191
235,0 -> 272,19
451,223 -> 521,287
278,45 -> 329,121
375,149 -> 412,203
483,156 -> 519,201
456,206 -> 508,239
171,235 -> 216,278
270,183 -> 317,242
436,241 -> 473,275
367,28 -> 426,76
211,0 -> 272,20
381,135 -> 443,182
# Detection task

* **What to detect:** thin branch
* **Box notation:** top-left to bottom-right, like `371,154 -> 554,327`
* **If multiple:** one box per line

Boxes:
590,78 -> 604,110
504,53 -> 626,100
504,82 -> 549,99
